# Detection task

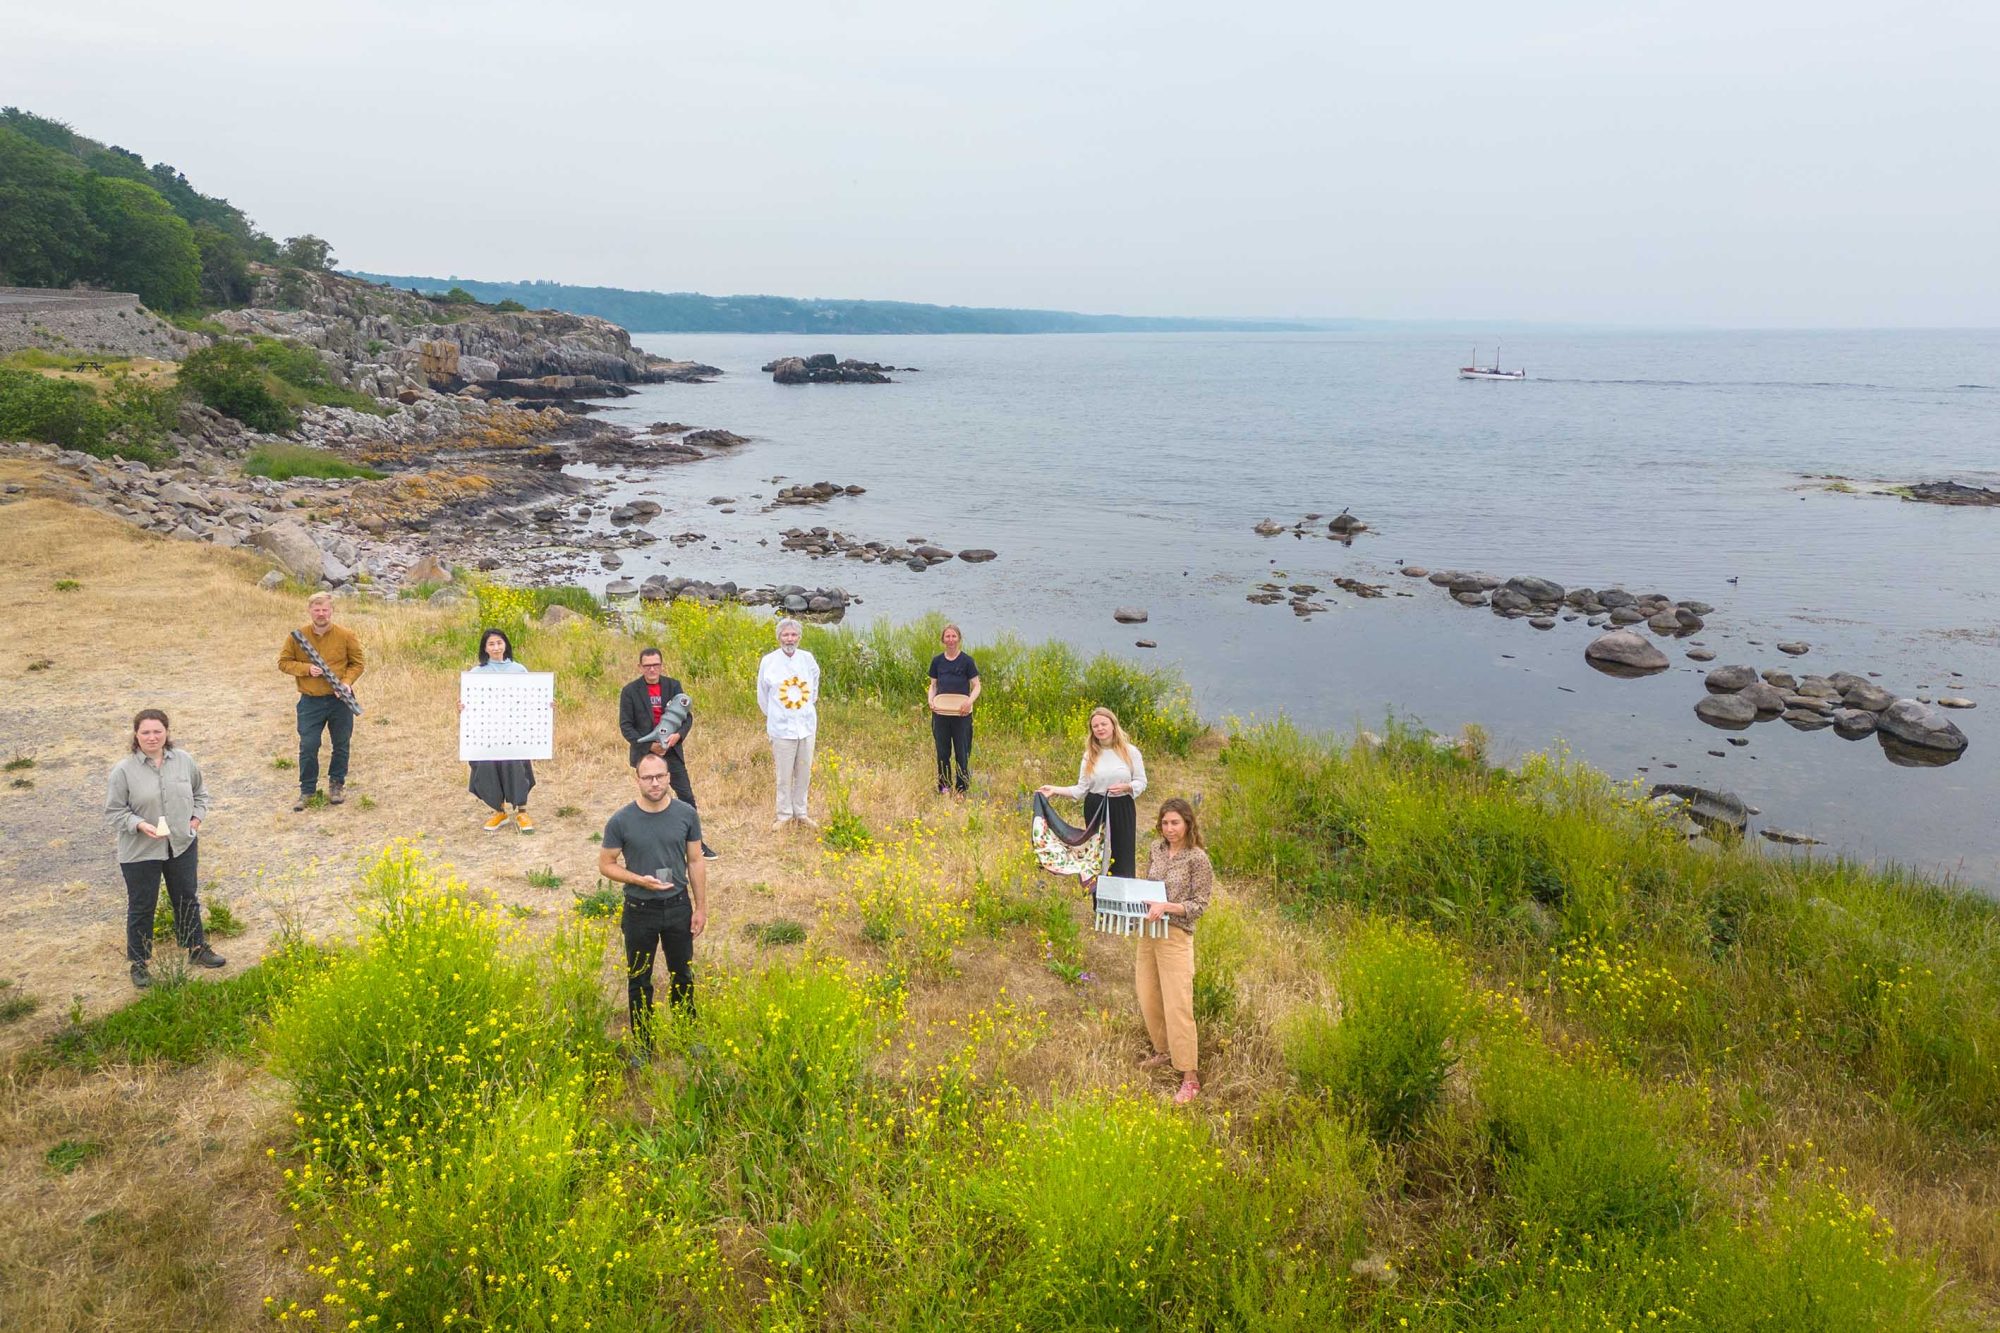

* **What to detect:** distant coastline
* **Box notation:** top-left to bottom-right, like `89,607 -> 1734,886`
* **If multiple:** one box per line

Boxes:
342,272 -> 1339,335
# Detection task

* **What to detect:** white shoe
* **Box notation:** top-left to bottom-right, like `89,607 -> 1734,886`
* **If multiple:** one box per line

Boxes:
772,816 -> 792,830
794,815 -> 820,830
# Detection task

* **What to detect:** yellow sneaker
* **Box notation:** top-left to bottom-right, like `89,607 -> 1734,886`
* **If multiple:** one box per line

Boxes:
515,811 -> 536,834
482,811 -> 511,832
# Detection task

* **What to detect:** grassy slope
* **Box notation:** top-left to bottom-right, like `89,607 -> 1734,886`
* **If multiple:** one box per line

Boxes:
0,472 -> 1994,1329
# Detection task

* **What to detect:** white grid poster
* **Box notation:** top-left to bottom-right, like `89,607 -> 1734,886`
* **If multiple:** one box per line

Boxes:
459,672 -> 555,760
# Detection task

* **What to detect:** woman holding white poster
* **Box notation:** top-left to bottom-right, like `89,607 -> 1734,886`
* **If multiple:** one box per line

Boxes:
1137,797 -> 1213,1105
464,627 -> 539,832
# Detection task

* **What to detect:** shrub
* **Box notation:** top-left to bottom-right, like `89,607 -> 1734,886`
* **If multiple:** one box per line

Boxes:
1191,899 -> 1244,1025
643,956 -> 898,1217
944,1093 -> 1367,1329
836,825 -> 971,980
178,340 -> 294,431
263,845 -> 726,1330
266,843 -> 614,1170
1283,917 -> 1474,1141
0,365 -> 177,461
1476,1033 -> 1691,1241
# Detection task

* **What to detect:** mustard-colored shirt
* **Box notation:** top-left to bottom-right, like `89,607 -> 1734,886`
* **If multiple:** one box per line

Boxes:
278,622 -> 365,696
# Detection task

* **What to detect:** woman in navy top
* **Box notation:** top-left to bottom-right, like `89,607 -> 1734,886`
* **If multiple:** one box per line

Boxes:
926,623 -> 982,795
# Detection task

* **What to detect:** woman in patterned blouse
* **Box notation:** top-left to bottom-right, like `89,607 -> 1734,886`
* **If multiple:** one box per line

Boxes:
1137,796 -> 1214,1104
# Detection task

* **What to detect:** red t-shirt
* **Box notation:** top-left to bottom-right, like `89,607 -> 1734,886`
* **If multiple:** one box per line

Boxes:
647,682 -> 663,726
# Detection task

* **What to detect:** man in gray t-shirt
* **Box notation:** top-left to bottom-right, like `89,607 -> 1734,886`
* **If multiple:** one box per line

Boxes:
598,754 -> 708,1052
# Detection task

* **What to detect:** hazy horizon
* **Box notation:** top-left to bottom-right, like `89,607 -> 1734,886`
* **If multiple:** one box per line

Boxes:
9,1 -> 1998,328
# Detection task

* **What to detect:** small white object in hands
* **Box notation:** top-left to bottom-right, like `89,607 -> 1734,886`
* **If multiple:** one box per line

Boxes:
1093,875 -> 1170,938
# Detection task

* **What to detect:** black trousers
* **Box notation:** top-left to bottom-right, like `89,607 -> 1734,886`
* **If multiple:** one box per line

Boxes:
121,841 -> 205,964
622,893 -> 694,1045
1083,791 -> 1139,879
931,713 -> 972,792
296,693 -> 353,794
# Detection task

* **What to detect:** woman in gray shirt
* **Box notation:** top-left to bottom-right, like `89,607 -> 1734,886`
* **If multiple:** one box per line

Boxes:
105,709 -> 227,987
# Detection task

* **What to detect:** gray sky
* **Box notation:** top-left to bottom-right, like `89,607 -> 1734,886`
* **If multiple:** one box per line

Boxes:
11,1 -> 1998,325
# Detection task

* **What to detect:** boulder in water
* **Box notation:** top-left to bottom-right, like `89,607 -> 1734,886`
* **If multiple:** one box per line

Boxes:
1584,629 -> 1668,674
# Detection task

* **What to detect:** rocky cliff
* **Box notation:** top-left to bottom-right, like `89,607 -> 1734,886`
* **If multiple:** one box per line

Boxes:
211,269 -> 716,400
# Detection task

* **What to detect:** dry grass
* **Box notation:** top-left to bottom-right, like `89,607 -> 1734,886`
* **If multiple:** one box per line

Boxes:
1,475 -> 1997,1324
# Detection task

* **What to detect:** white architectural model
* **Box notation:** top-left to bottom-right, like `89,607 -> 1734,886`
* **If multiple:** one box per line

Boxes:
1093,875 -> 1169,938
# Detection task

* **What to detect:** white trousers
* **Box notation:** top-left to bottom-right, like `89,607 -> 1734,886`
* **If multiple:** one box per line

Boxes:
771,735 -> 816,818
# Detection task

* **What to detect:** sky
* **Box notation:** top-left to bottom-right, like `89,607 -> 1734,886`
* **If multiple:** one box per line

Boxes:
8,0 -> 1999,326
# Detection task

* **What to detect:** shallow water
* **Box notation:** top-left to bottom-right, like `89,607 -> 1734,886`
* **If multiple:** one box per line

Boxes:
577,329 -> 2000,891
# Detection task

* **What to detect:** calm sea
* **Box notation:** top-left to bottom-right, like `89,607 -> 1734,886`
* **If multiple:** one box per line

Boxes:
579,329 -> 2000,890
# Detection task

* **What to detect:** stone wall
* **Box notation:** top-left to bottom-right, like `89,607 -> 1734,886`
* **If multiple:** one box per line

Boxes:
0,287 -> 203,360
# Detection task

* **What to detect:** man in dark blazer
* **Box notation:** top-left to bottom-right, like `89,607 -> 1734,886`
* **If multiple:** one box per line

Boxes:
618,646 -> 717,859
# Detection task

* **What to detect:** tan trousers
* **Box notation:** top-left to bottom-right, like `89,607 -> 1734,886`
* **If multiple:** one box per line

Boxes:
1134,925 -> 1198,1073
771,734 -> 815,818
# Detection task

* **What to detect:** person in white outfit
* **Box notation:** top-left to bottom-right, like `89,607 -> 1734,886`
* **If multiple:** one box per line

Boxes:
1037,706 -> 1148,878
756,618 -> 822,827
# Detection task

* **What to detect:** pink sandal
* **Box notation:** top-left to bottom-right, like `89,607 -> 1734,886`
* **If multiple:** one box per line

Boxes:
1138,1052 -> 1173,1070
1173,1076 -> 1201,1105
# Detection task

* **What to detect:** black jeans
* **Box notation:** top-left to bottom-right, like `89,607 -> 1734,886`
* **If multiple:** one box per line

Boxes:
931,713 -> 972,792
121,841 -> 205,964
296,693 -> 354,794
622,893 -> 695,1046
1083,791 -> 1138,878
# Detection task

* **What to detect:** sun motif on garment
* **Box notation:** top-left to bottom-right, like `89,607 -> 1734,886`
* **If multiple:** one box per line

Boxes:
777,676 -> 813,710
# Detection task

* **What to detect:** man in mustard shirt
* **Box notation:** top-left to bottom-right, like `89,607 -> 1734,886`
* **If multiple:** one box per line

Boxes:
277,592 -> 365,810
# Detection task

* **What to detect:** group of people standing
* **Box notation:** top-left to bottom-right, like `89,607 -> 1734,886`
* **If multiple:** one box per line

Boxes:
106,600 -> 1213,1103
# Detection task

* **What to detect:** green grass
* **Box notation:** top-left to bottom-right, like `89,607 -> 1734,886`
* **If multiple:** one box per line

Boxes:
44,1139 -> 103,1175
45,942 -> 326,1070
4,349 -> 135,372
1208,722 -> 2000,1136
2,756 -> 33,771
525,866 -> 564,889
53,579 -> 80,592
744,918 -> 807,946
150,898 -> 244,942
243,443 -> 385,482
0,979 -> 38,1025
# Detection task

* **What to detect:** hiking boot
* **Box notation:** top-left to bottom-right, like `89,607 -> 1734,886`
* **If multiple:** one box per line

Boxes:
189,945 -> 227,969
483,810 -> 512,832
701,842 -> 720,861
131,962 -> 152,989
293,792 -> 314,812
514,811 -> 536,834
328,781 -> 346,805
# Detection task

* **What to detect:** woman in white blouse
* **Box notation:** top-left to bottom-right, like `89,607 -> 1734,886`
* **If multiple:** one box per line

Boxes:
1037,706 -> 1147,878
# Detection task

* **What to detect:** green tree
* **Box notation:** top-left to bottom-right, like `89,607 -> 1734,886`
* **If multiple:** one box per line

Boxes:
193,223 -> 254,306
0,126 -> 100,288
281,234 -> 335,271
82,176 -> 200,310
